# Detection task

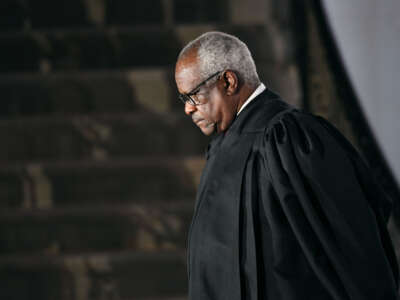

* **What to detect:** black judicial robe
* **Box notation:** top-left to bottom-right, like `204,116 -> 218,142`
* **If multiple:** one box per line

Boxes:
187,88 -> 400,300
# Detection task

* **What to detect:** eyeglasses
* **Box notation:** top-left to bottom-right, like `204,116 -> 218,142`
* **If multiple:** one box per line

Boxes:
178,70 -> 224,106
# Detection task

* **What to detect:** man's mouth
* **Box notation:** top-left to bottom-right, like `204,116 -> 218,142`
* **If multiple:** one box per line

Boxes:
193,117 -> 203,124
195,119 -> 204,125
193,117 -> 215,129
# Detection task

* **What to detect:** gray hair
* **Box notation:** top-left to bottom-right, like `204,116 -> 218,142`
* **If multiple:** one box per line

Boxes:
177,31 -> 260,88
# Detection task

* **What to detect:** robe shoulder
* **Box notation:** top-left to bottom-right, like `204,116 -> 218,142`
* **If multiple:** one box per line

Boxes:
262,108 -> 393,223
256,108 -> 400,298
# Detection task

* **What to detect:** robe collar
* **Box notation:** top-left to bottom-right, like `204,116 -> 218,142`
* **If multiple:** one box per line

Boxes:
205,87 -> 291,159
227,87 -> 286,134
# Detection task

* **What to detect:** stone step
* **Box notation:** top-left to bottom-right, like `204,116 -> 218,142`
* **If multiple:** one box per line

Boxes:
0,66 -> 301,119
28,0 -> 166,28
28,0 -> 89,29
0,28 -> 180,72
126,298 -> 186,300
0,112 -> 208,161
173,0 -> 228,24
0,250 -> 187,300
0,68 -> 181,117
0,24 -> 276,73
0,202 -> 193,255
0,157 -> 205,209
132,298 -> 186,300
123,298 -> 186,300
0,0 -> 231,31
0,1 -> 29,31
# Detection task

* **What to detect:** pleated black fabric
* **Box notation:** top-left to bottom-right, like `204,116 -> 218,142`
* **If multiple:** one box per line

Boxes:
187,88 -> 400,300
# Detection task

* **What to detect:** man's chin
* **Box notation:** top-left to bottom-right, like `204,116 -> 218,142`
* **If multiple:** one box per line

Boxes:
199,122 -> 216,136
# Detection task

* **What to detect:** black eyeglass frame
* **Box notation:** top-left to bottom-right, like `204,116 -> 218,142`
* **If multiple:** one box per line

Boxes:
178,70 -> 224,105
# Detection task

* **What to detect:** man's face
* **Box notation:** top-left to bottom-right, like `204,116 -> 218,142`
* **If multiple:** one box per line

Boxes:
175,51 -> 237,136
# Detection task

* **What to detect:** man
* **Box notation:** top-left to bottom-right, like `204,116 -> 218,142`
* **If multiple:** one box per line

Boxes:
175,31 -> 399,300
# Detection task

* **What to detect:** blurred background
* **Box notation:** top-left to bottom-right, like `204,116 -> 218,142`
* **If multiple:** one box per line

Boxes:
0,0 -> 399,299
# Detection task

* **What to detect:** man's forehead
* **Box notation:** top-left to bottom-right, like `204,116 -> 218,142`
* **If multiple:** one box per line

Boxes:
177,47 -> 198,67
175,58 -> 201,93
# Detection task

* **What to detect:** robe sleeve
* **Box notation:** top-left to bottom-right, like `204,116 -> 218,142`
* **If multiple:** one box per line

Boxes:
261,110 -> 400,300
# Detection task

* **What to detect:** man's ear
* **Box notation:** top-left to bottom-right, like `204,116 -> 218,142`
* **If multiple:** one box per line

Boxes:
224,70 -> 239,95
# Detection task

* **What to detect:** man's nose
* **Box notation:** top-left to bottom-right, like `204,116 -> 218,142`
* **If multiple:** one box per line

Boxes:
184,102 -> 196,116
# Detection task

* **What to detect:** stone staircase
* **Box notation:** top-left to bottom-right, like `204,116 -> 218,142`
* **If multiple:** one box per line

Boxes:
0,1 -> 301,299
